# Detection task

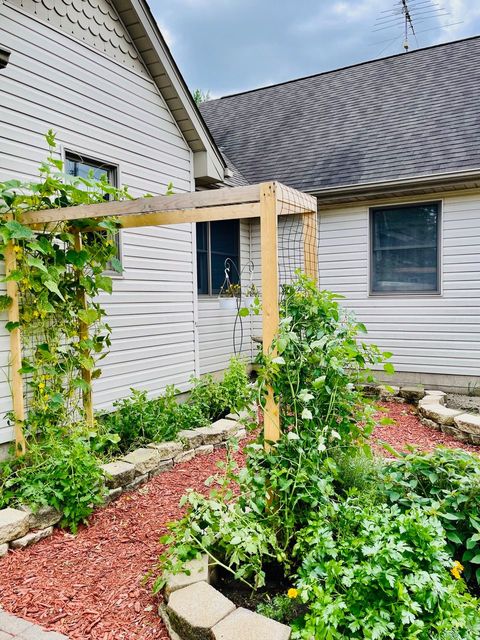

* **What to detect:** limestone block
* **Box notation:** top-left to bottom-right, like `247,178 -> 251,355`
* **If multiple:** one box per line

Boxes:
149,460 -> 174,478
124,473 -> 149,491
419,417 -> 442,432
0,543 -> 8,557
147,441 -> 183,460
174,449 -> 196,464
212,607 -> 291,640
105,487 -> 123,504
10,526 -> 53,549
454,413 -> 480,436
167,581 -> 235,640
19,505 -> 62,530
0,508 -> 29,545
441,424 -> 470,442
164,555 -> 209,598
178,429 -> 205,449
378,385 -> 400,399
100,460 -> 136,489
418,395 -> 443,408
195,445 -> 214,456
199,419 -> 240,445
399,386 -> 425,402
419,403 -> 462,426
121,448 -> 162,476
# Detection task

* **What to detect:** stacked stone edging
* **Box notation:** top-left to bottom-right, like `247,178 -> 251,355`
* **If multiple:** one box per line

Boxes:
0,417 -> 247,558
161,555 -> 291,640
369,384 -> 480,447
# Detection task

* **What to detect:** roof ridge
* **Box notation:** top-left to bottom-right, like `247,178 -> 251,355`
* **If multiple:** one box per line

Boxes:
211,33 -> 480,101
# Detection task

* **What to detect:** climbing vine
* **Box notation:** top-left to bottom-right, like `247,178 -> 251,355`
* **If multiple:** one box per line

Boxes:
0,131 -> 131,442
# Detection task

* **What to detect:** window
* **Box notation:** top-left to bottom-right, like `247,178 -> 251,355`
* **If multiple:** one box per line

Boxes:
196,220 -> 240,294
370,202 -> 440,294
65,152 -> 122,274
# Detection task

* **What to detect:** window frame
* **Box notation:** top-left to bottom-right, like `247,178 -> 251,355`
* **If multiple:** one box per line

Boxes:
368,200 -> 442,297
196,220 -> 241,297
63,149 -> 124,278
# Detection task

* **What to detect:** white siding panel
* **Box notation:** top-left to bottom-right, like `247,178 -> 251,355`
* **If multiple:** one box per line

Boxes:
197,220 -> 253,374
319,194 -> 480,378
0,4 -> 197,439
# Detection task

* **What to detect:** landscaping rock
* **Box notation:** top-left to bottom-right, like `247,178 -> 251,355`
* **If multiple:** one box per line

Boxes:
454,413 -> 480,436
418,395 -> 442,408
0,508 -> 29,545
212,607 -> 291,640
178,429 -> 205,449
200,419 -> 240,445
174,449 -> 196,464
195,444 -> 214,456
101,460 -> 135,489
19,505 -> 62,530
147,441 -> 183,460
105,487 -> 123,504
124,473 -> 149,491
399,386 -> 425,401
425,390 -> 446,400
164,555 -> 210,598
419,417 -> 442,431
419,403 -> 463,426
149,460 -> 174,478
121,448 -> 162,476
468,433 -> 480,446
440,424 -> 470,442
10,526 -> 53,549
378,385 -> 400,399
236,428 -> 247,440
159,604 -> 182,640
167,582 -> 235,640
0,543 -> 8,557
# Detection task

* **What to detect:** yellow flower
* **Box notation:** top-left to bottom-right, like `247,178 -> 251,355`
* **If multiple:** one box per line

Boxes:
451,561 -> 464,580
38,382 -> 45,390
287,588 -> 298,599
33,310 -> 39,318
13,245 -> 21,253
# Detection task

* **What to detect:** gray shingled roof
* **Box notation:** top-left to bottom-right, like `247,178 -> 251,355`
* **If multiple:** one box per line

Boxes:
200,37 -> 480,193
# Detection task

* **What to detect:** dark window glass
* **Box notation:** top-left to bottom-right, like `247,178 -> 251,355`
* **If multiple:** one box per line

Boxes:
196,220 -> 239,294
371,203 -> 440,294
65,153 -> 121,273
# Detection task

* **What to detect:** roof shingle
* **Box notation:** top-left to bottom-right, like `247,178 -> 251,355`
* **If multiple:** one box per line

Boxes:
200,37 -> 480,193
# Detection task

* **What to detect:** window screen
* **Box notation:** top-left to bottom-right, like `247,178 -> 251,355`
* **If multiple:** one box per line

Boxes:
370,203 -> 440,294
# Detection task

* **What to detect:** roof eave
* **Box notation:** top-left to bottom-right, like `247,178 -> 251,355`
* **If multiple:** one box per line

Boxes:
311,169 -> 480,205
113,0 -> 226,184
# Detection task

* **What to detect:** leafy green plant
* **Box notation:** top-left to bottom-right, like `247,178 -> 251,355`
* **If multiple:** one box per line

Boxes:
256,593 -> 304,625
381,447 -> 480,589
294,500 -> 480,640
0,427 -> 105,532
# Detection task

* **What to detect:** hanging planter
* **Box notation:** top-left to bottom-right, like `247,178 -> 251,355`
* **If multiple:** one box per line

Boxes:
241,283 -> 260,308
218,283 -> 241,310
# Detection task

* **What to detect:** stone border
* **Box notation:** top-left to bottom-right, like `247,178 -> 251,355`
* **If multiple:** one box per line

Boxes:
160,555 -> 291,640
366,384 -> 480,446
0,418 -> 247,557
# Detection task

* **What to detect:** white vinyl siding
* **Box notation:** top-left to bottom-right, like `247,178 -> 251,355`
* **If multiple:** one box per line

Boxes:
198,219 -> 253,374
0,3 -> 195,442
318,193 -> 480,379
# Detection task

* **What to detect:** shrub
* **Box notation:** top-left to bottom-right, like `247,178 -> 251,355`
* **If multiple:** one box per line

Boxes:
381,447 -> 480,589
0,428 -> 105,533
295,500 -> 480,640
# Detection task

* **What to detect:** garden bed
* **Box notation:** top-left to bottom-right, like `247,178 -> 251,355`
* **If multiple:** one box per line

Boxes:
0,403 -> 476,640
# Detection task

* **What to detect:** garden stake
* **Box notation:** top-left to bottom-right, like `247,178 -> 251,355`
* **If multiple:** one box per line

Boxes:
5,240 -> 26,456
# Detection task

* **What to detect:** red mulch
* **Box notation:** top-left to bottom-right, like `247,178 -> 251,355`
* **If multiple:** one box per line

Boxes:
0,406 -> 478,640
0,448 -> 245,640
372,401 -> 479,455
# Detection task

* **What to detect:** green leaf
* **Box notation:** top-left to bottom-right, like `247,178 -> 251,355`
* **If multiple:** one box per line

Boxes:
66,249 -> 89,269
0,295 -> 12,311
95,275 -> 113,294
5,321 -> 20,332
26,255 -> 48,273
4,220 -> 34,240
78,309 -> 100,325
469,554 -> 480,564
238,307 -> 250,317
109,256 -> 123,273
44,280 -> 64,301
383,362 -> 395,375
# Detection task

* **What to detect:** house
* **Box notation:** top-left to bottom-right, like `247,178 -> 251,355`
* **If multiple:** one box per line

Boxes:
200,36 -> 480,393
0,0 -> 256,453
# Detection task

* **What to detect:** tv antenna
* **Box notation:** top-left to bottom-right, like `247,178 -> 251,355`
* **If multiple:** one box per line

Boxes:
372,1 -> 463,55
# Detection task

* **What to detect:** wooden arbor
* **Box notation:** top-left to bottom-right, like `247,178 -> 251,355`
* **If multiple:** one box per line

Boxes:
12,181 -> 318,453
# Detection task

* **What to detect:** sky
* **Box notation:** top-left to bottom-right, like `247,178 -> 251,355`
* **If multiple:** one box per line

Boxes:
149,0 -> 480,98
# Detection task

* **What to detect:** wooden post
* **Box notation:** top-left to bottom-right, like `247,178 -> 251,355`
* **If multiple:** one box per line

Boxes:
74,232 -> 94,426
260,183 -> 280,447
302,211 -> 319,282
5,242 -> 26,456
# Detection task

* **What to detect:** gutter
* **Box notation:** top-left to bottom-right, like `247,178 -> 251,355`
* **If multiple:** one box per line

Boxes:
309,168 -> 480,200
